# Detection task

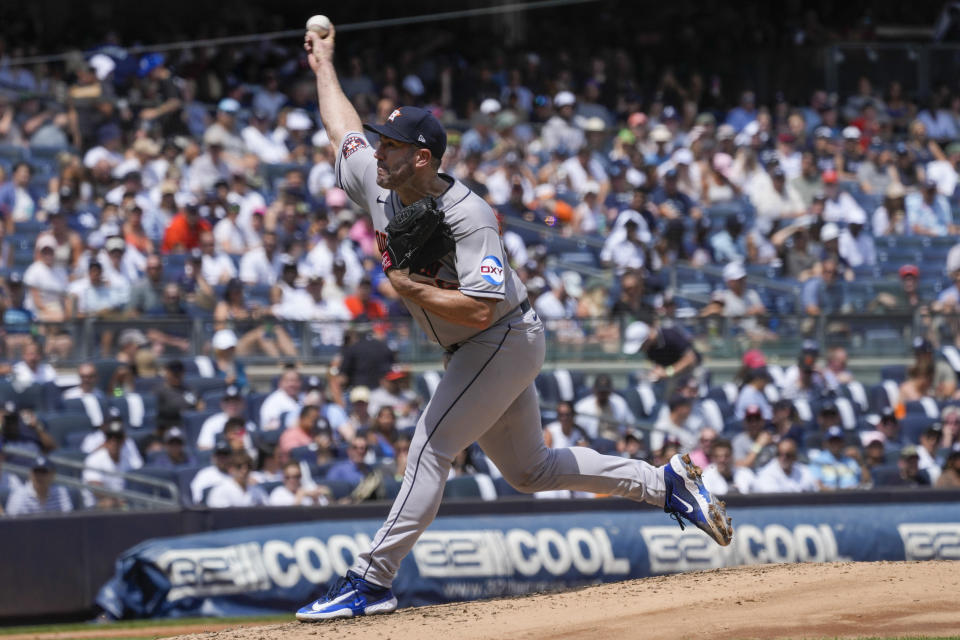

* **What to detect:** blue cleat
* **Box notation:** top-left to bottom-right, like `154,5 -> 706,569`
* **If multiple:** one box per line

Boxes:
663,453 -> 733,546
296,570 -> 398,621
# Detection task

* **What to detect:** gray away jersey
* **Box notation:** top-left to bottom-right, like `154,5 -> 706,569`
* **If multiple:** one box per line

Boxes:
335,131 -> 527,348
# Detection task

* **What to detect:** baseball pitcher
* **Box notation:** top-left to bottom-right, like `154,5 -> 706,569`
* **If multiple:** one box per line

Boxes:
296,22 -> 732,622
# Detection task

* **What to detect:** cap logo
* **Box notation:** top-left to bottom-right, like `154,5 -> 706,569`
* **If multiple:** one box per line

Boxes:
418,134 -> 426,144
388,109 -> 402,122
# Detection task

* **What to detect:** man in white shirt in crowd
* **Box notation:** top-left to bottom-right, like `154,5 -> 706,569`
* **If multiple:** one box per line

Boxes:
574,374 -> 636,441
822,169 -> 866,223
197,385 -> 257,452
67,260 -> 126,319
305,223 -> 364,289
213,202 -> 249,256
198,231 -> 237,285
241,109 -> 290,164
239,230 -> 283,286
260,369 -> 303,431
269,461 -> 330,506
752,438 -> 818,493
702,438 -> 755,496
12,339 -> 57,388
543,400 -> 590,449
207,451 -> 268,508
652,395 -> 698,452
83,420 -> 137,509
81,409 -> 144,471
190,439 -> 233,504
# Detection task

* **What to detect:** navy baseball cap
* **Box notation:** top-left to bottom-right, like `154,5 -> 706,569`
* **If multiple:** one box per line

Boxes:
363,106 -> 447,160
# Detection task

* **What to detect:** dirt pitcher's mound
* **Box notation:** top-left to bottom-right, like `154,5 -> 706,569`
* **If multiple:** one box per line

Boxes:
169,561 -> 959,640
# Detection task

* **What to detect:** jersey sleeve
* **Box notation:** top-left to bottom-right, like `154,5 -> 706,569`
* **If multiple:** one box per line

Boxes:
334,131 -> 379,212
455,226 -> 507,300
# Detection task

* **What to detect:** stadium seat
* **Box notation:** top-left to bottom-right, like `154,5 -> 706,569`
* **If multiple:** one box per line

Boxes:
182,410 -> 216,445
320,480 -> 356,500
41,412 -> 93,447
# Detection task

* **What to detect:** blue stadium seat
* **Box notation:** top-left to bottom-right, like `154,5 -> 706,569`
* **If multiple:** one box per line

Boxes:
443,475 -> 483,499
40,412 -> 93,447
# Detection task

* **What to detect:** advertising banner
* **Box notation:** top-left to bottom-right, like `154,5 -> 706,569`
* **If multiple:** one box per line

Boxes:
97,501 -> 960,619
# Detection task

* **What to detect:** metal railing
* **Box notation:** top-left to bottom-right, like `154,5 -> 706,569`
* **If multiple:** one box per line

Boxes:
4,307 -> 945,366
2,444 -> 180,510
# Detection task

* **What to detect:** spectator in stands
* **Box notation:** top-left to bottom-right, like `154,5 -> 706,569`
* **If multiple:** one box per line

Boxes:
83,420 -> 136,509
81,407 -> 143,467
146,426 -> 195,468
197,385 -> 256,451
809,426 -> 863,490
269,461 -> 330,506
4,456 -> 72,516
770,399 -> 806,447
773,221 -> 817,281
12,339 -> 56,388
1,402 -> 54,456
856,140 -> 895,196
161,202 -> 211,254
734,369 -> 772,420
709,213 -> 746,263
917,425 -> 943,484
0,161 -> 36,223
821,170 -> 866,224
652,395 -> 697,451
214,278 -> 296,358
861,432 -> 888,479
609,270 -> 656,324
543,400 -> 589,449
906,179 -> 954,236
910,337 -> 957,401
805,402 -> 843,451
239,229 -> 282,286
2,272 -> 36,354
872,182 -> 907,236
936,450 -> 960,488
751,167 -> 805,234
366,407 -> 398,461
702,438 -> 755,496
155,360 -> 199,431
733,405 -> 775,470
603,219 -> 647,275
822,346 -> 853,390
801,258 -> 848,317
190,439 -> 232,503
574,374 -> 636,441
126,254 -> 165,315
198,230 -> 236,285
876,408 -> 905,452
791,151 -> 824,207
838,209 -> 875,268
338,386 -> 372,442
344,277 -> 388,321
278,405 -> 322,462
688,426 -> 718,469
622,321 -> 700,393
872,446 -> 932,488
23,235 -> 68,322
719,262 -> 770,338
325,436 -> 373,487
207,452 -> 268,508
869,264 -> 925,313
63,361 -> 106,405
0,444 -> 22,502
940,406 -> 960,450
330,326 -> 395,395
260,369 -> 302,431
210,330 -> 247,391
899,364 -> 934,403
753,438 -> 818,493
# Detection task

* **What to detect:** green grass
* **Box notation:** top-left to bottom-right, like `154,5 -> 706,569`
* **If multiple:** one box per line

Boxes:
0,614 -> 289,638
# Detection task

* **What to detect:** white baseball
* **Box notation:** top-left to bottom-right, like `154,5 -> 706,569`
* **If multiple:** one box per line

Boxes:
306,15 -> 332,37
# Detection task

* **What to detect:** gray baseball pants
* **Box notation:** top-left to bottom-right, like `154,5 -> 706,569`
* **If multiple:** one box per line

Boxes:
351,310 -> 666,587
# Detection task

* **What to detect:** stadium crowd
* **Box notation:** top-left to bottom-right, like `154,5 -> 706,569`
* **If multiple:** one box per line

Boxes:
2,32 -> 960,516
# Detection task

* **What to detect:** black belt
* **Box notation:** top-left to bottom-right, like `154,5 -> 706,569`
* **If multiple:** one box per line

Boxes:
445,299 -> 532,354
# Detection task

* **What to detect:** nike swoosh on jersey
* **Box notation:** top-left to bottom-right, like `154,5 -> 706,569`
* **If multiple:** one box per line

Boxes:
376,196 -> 388,204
